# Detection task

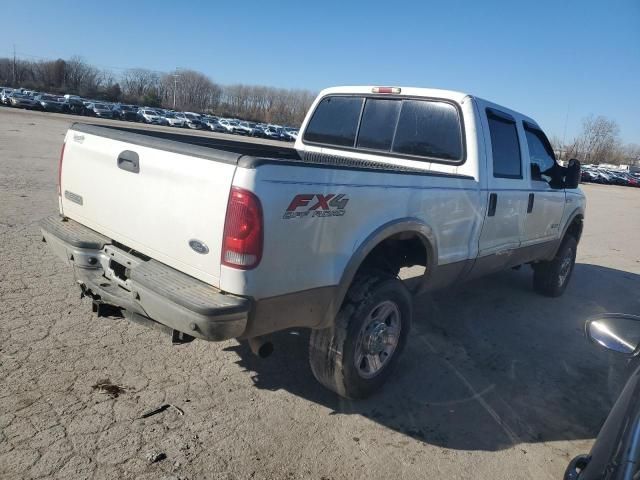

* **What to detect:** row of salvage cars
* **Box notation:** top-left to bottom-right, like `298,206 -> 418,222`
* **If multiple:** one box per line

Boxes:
0,86 -> 299,142
581,165 -> 640,187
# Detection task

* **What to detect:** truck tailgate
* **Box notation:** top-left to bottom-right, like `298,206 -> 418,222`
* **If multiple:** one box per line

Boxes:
60,125 -> 238,287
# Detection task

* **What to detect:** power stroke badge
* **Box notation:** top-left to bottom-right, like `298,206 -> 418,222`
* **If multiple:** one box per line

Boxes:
283,194 -> 349,219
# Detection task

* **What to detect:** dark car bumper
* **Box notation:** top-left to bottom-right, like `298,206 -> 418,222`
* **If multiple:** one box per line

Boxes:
40,215 -> 250,341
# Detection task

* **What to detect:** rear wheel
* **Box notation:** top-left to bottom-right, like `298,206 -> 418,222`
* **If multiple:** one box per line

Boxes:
309,273 -> 412,399
533,236 -> 577,297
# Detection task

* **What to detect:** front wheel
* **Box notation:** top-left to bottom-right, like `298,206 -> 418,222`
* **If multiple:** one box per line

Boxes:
309,273 -> 412,399
533,236 -> 577,297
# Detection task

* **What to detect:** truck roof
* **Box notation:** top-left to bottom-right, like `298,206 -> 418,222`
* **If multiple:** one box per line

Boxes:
317,86 -> 540,129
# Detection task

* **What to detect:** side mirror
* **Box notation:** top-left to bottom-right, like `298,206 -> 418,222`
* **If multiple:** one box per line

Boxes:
564,159 -> 581,189
586,314 -> 640,356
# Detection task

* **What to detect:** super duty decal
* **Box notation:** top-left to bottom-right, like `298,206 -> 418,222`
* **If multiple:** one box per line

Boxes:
283,194 -> 349,219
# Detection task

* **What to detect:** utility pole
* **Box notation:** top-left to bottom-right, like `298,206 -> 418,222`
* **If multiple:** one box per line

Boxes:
12,44 -> 16,86
172,69 -> 181,110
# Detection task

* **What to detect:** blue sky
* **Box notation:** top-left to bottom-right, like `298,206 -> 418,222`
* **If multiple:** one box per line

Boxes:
1,0 -> 638,143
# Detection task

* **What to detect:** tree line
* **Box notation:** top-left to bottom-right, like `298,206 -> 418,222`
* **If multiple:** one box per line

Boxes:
0,56 -> 315,126
1,55 -> 638,161
552,115 -> 639,166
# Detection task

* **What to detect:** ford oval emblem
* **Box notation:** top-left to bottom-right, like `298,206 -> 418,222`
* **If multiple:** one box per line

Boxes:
188,239 -> 209,255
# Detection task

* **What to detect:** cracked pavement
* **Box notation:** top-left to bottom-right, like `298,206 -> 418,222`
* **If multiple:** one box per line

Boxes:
1,108 -> 639,479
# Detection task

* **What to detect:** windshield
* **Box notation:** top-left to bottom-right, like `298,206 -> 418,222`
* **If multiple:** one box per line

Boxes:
41,95 -> 57,101
185,113 -> 198,119
94,104 -> 109,109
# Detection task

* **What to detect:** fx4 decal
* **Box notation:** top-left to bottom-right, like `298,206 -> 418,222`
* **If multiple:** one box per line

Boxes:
283,194 -> 349,219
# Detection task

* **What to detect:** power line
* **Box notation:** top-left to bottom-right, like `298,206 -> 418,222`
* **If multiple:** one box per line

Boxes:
2,49 -> 168,75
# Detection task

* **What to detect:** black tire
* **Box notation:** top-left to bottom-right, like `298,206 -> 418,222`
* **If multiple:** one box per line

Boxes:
533,236 -> 577,297
309,273 -> 412,399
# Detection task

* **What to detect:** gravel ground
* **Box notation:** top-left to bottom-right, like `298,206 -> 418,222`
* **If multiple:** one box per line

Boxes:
1,107 -> 639,480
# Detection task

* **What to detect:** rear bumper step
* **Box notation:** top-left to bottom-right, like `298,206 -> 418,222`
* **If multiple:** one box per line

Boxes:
40,215 -> 250,341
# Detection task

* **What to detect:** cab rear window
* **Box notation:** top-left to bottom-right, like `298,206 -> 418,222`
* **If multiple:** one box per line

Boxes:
303,96 -> 363,147
303,95 -> 464,163
392,100 -> 462,160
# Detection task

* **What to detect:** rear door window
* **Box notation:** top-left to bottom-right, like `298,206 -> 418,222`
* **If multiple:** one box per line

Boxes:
303,96 -> 363,147
487,110 -> 522,178
392,100 -> 463,161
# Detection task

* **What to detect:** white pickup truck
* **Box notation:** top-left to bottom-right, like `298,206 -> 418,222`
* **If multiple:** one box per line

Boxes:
41,86 -> 585,398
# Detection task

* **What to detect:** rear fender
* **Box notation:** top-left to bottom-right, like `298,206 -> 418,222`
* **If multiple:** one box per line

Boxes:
319,217 -> 437,328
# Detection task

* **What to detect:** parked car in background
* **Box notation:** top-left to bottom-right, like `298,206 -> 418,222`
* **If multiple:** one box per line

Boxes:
138,108 -> 165,124
252,125 -> 267,138
112,104 -> 139,121
62,96 -> 86,115
217,118 -> 235,133
0,88 -> 14,105
34,94 -> 65,112
232,121 -> 255,136
162,111 -> 186,127
283,128 -> 298,142
85,103 -> 114,118
203,117 -> 225,132
622,172 -> 640,187
182,112 -> 205,129
581,165 -> 640,187
262,126 -> 283,140
9,92 -> 39,109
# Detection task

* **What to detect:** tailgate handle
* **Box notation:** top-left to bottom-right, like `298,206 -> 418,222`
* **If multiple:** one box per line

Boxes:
117,151 -> 140,173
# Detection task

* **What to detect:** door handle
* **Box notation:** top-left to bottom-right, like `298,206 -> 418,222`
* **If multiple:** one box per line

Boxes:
487,193 -> 497,217
117,150 -> 140,173
527,193 -> 535,213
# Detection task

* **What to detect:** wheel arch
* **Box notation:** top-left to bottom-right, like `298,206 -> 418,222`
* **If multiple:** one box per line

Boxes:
319,218 -> 437,328
543,208 -> 584,261
560,209 -> 585,244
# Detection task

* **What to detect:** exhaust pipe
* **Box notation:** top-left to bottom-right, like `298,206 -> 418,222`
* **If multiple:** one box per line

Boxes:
248,336 -> 274,358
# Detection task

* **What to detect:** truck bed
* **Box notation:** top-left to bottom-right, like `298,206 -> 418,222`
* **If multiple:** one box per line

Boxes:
71,123 -> 468,177
72,123 -> 301,162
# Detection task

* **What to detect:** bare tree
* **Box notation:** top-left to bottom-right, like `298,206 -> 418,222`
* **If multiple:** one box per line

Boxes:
64,56 -> 100,94
217,83 -> 314,125
160,70 -> 220,112
570,115 -> 621,164
0,54 -> 316,125
121,68 -> 160,102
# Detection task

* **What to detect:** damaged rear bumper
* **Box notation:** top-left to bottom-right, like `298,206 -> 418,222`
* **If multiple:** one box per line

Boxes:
40,215 -> 250,341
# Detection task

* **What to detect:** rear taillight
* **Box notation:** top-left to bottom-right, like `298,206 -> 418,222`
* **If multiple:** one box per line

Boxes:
57,142 -> 66,196
222,187 -> 263,270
